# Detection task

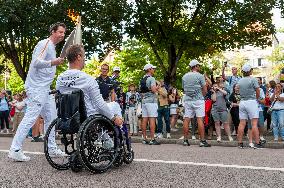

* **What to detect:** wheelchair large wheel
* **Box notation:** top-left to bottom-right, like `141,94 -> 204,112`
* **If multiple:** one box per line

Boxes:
77,115 -> 118,173
44,118 -> 71,170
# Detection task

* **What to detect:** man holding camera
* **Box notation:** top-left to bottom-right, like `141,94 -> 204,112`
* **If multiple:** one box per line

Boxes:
182,59 -> 211,147
222,62 -> 241,95
140,63 -> 160,145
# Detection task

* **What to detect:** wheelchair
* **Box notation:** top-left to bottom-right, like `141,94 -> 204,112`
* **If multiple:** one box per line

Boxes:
44,89 -> 134,173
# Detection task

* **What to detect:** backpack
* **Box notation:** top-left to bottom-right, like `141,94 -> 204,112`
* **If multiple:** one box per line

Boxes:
139,75 -> 150,93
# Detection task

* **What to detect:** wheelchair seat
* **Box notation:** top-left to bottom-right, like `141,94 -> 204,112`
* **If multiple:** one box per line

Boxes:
56,89 -> 87,134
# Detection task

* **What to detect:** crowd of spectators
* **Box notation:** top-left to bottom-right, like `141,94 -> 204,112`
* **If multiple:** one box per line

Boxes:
0,90 -> 44,142
1,62 -> 284,148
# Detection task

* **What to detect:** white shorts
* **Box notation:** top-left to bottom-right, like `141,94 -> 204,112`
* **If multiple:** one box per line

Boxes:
170,104 -> 178,115
184,100 -> 205,118
239,100 -> 259,120
142,103 -> 158,118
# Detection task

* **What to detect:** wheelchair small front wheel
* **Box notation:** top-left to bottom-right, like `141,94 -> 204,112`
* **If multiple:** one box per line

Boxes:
77,115 -> 118,173
123,148 -> 134,164
44,119 -> 70,170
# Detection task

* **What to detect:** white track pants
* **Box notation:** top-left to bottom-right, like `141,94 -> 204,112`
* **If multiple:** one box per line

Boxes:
128,107 -> 138,134
10,89 -> 57,151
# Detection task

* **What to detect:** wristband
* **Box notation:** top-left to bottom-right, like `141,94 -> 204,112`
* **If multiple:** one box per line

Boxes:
111,114 -> 118,122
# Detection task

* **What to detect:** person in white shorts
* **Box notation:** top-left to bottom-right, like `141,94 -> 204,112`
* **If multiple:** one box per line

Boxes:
182,60 -> 211,147
237,64 -> 263,149
9,23 -> 67,162
140,63 -> 160,145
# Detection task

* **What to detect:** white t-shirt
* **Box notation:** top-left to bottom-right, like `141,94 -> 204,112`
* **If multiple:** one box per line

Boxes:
272,93 -> 284,110
258,88 -> 265,112
15,101 -> 26,113
56,69 -> 115,119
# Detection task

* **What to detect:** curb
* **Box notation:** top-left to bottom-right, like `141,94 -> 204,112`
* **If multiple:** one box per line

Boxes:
130,137 -> 284,149
1,134 -> 283,149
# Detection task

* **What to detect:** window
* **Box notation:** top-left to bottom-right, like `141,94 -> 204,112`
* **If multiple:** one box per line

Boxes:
258,58 -> 263,67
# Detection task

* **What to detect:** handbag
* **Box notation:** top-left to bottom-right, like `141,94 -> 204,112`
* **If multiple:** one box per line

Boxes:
267,100 -> 277,115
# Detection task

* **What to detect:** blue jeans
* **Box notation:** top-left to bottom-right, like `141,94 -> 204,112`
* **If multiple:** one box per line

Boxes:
271,110 -> 284,139
157,107 -> 170,133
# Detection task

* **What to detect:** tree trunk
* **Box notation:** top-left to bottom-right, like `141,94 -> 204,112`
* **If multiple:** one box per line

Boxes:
164,44 -> 177,87
10,50 -> 27,81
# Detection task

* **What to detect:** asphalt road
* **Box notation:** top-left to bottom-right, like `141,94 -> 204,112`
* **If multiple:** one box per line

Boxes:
0,137 -> 283,188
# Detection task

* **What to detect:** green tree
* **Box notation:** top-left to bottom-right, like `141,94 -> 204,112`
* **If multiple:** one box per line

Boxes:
0,0 -> 74,81
125,0 -> 275,85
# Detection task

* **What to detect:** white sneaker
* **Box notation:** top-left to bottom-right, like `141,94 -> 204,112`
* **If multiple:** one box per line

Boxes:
217,136 -> 221,142
8,150 -> 30,162
179,136 -> 184,140
156,133 -> 163,139
171,128 -> 178,132
166,133 -> 171,139
49,148 -> 68,158
228,136 -> 233,142
274,138 -> 279,142
231,130 -> 236,136
192,135 -> 196,140
249,143 -> 254,148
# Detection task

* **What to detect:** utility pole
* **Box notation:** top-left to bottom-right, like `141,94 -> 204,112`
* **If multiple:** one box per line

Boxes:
4,60 -> 7,90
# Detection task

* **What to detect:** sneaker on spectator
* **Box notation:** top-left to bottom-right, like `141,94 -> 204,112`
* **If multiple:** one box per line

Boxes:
221,125 -> 224,130
238,143 -> 244,149
217,136 -> 221,142
8,150 -> 30,162
49,148 -> 68,158
274,138 -> 279,142
231,130 -> 236,136
166,133 -> 171,139
179,136 -> 184,140
249,143 -> 254,148
142,139 -> 149,145
156,133 -> 163,139
228,136 -> 234,142
191,135 -> 196,140
254,143 -> 264,149
171,128 -> 178,132
183,140 -> 190,146
31,136 -> 44,142
149,139 -> 160,145
260,137 -> 266,144
199,140 -> 211,147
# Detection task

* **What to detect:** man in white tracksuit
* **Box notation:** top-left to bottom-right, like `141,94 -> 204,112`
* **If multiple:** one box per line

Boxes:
9,22 -> 67,162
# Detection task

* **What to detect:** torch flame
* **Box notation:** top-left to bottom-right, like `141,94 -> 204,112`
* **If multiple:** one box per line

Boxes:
67,9 -> 80,25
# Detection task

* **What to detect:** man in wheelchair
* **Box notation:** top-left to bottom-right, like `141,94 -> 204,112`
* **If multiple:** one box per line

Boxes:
56,44 -> 123,127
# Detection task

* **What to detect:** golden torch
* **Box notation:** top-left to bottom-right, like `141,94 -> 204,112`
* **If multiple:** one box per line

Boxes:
60,10 -> 82,58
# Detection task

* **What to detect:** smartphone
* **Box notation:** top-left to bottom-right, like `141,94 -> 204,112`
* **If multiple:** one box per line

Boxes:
224,61 -> 227,67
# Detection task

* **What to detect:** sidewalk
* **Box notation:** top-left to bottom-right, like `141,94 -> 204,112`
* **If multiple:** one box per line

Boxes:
130,126 -> 284,149
1,130 -> 283,149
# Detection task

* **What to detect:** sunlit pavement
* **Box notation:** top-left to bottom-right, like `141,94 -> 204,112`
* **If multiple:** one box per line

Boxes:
0,137 -> 283,188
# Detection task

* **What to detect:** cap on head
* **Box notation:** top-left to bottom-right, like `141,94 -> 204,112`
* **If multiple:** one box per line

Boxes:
113,66 -> 120,72
143,63 -> 156,71
189,59 -> 200,67
242,64 -> 252,72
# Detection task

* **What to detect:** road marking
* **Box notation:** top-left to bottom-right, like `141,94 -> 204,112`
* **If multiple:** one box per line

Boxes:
134,158 -> 284,172
1,149 -> 284,172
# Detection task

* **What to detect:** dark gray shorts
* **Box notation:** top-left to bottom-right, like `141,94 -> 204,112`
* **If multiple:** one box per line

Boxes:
212,110 -> 228,123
